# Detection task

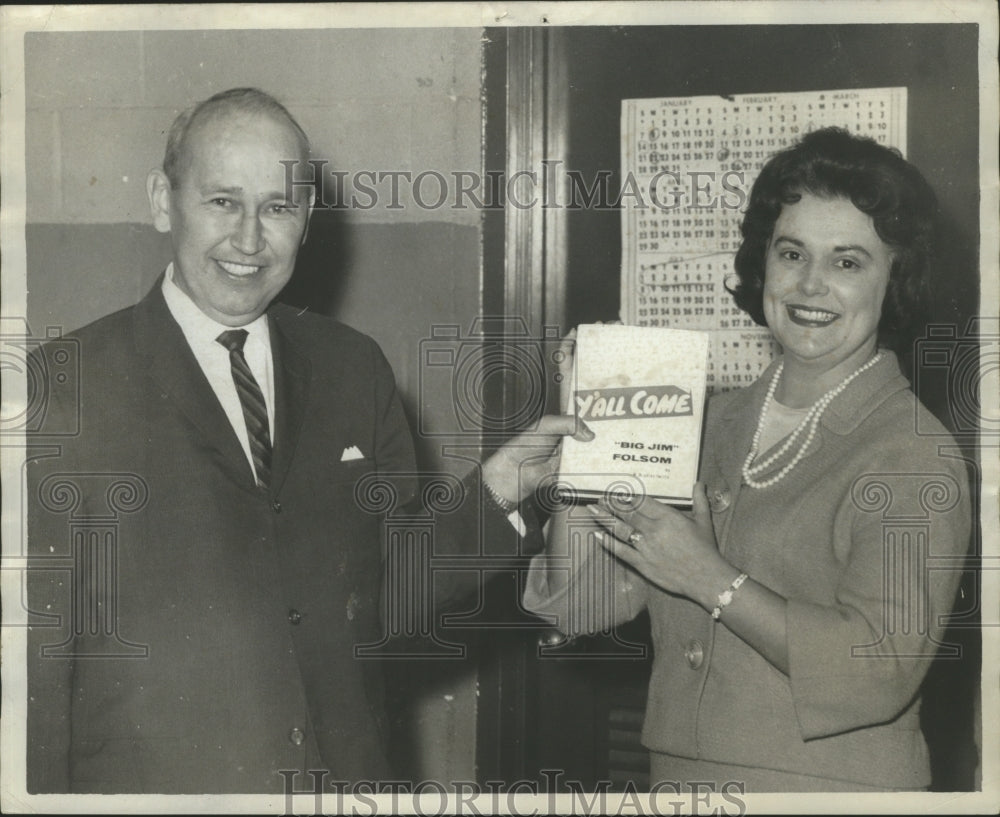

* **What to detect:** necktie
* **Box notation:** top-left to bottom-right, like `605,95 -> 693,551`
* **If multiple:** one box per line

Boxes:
216,329 -> 272,488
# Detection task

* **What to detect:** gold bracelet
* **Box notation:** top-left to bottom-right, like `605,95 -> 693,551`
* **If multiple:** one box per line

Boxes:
711,572 -> 748,621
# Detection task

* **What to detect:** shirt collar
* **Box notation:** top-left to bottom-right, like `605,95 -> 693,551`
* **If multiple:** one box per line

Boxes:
161,263 -> 270,349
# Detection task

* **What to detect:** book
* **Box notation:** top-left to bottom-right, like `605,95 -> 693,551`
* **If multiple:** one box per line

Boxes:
556,324 -> 709,504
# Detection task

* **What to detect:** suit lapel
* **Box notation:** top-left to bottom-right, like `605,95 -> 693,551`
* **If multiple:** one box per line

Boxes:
268,310 -> 310,494
132,280 -> 258,488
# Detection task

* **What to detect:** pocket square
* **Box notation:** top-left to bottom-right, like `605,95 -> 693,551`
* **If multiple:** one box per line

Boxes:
340,445 -> 364,462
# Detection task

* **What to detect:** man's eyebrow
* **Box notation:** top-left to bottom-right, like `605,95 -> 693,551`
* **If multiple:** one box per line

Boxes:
197,184 -> 244,195
197,184 -> 297,201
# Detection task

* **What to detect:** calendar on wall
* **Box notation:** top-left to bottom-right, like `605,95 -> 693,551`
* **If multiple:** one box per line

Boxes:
620,88 -> 907,391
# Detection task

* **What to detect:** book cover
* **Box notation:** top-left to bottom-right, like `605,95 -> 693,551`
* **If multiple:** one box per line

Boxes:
557,324 -> 709,504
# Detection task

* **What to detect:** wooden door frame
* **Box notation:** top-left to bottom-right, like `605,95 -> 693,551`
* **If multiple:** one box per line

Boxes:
476,25 -> 570,784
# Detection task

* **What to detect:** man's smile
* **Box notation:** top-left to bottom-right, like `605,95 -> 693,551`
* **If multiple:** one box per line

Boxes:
216,260 -> 262,277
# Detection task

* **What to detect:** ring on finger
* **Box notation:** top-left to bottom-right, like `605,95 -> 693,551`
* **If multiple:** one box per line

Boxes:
627,530 -> 644,547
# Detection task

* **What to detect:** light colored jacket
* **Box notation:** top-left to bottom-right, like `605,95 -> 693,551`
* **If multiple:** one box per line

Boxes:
525,352 -> 971,789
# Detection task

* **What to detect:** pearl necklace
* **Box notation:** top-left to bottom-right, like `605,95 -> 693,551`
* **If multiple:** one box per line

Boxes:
741,353 -> 883,489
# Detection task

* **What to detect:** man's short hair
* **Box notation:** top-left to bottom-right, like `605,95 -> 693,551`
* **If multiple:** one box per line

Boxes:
730,127 -> 938,355
162,87 -> 311,189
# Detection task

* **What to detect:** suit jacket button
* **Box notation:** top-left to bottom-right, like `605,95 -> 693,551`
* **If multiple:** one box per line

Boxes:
288,609 -> 302,625
684,638 -> 704,669
271,499 -> 282,513
289,727 -> 305,746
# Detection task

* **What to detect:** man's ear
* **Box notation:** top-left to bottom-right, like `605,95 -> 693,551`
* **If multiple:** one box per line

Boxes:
147,169 -> 173,234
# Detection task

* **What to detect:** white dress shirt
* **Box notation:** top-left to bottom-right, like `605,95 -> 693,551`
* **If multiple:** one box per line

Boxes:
161,264 -> 275,480
162,264 -> 525,531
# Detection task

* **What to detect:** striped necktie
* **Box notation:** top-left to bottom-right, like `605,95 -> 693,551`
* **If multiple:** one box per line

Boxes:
216,329 -> 272,489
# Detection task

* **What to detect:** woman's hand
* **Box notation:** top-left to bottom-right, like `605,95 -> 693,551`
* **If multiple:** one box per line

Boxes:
592,482 -> 791,673
588,482 -> 737,611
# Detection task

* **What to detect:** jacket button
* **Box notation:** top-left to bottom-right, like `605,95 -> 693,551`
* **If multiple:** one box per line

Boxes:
271,499 -> 282,513
289,727 -> 305,746
708,486 -> 731,513
684,638 -> 704,669
288,609 -> 302,625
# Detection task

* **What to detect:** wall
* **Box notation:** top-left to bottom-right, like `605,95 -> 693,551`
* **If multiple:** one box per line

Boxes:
24,27 -> 486,784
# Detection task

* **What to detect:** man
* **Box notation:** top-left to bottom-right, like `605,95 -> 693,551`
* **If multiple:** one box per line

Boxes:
26,88 -> 580,794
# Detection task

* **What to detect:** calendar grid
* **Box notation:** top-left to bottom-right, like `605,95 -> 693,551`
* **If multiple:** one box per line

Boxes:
620,87 -> 907,392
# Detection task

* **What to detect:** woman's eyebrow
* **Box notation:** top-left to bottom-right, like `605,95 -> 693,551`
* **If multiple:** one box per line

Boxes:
831,244 -> 874,258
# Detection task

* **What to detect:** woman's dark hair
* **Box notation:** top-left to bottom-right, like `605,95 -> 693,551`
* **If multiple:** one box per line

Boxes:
730,127 -> 938,353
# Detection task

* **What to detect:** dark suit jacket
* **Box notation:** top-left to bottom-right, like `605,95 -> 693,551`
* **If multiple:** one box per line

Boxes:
26,281 -> 522,793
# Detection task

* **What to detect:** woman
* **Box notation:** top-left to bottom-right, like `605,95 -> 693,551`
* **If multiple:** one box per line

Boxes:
522,128 -> 971,791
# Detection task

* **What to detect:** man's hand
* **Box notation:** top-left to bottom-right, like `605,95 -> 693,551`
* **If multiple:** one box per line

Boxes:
481,415 -> 594,505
